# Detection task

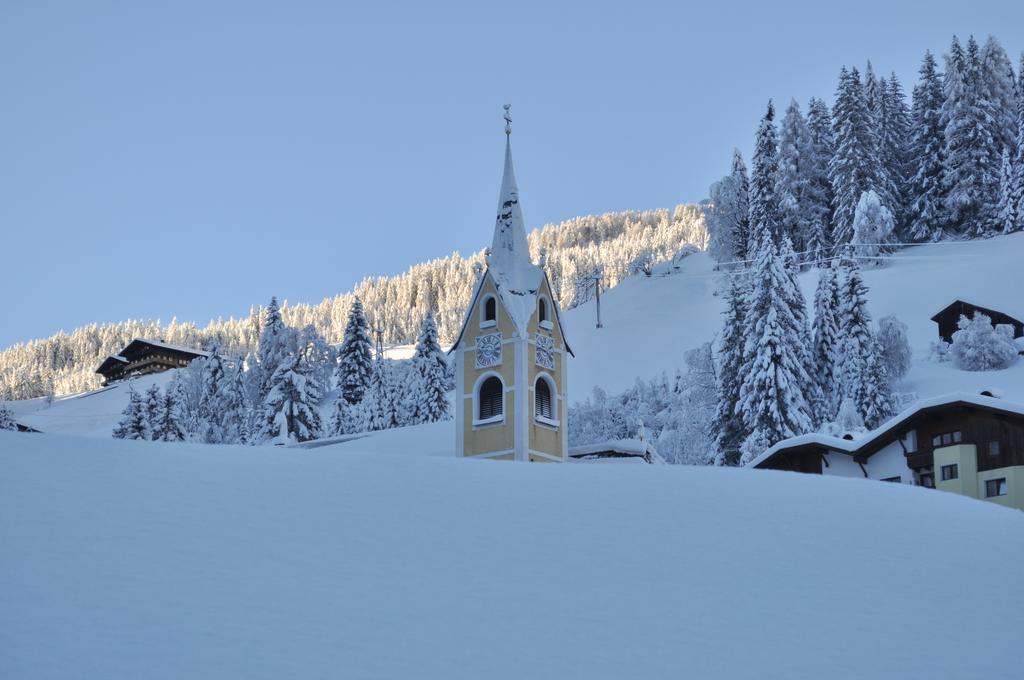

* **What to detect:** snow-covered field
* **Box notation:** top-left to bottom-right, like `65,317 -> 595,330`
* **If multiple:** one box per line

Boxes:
2,430 -> 1022,679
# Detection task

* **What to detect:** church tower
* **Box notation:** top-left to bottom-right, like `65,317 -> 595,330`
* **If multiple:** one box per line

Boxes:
450,107 -> 573,462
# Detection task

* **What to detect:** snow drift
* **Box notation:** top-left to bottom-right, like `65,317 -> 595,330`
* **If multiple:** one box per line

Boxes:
2,431 -> 1022,679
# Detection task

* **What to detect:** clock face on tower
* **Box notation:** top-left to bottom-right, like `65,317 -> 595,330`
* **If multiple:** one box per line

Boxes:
535,333 -> 555,370
475,332 -> 503,368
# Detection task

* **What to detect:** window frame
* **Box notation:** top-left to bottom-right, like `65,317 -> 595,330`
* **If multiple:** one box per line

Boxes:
918,472 -> 935,488
880,476 -> 902,483
538,295 -> 553,330
480,294 -> 498,329
533,372 -> 559,427
988,441 -> 1001,457
932,431 -> 962,448
940,463 -> 959,481
985,477 -> 1008,498
473,372 -> 505,426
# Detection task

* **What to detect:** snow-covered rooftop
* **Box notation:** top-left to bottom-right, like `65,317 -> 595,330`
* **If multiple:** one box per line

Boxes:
746,391 -> 1024,468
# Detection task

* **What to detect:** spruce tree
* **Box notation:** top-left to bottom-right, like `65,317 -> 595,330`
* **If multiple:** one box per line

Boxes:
0,402 -> 16,431
830,66 -> 878,245
706,150 -> 751,263
837,253 -> 892,428
776,99 -> 813,251
812,262 -> 842,423
411,312 -> 451,423
805,97 -> 835,263
998,148 -> 1017,233
737,227 -> 814,464
712,274 -> 748,466
143,384 -> 162,439
337,298 -> 375,405
1013,55 -> 1024,229
257,297 -> 287,401
942,36 -> 999,234
883,73 -> 912,233
154,387 -> 185,442
330,395 -> 367,436
908,50 -> 946,241
749,101 -> 780,241
112,383 -> 149,440
259,354 -> 323,444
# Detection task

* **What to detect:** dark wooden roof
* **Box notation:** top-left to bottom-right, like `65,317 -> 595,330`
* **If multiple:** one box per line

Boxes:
930,300 -> 1023,325
95,355 -> 128,375
755,395 -> 1024,469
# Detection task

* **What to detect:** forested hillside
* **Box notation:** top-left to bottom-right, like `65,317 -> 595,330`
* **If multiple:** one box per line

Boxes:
0,205 -> 706,399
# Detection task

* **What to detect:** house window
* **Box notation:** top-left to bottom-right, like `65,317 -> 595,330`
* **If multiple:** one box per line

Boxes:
940,463 -> 959,481
919,472 -> 935,488
538,297 -> 548,324
535,376 -> 553,421
988,441 -> 1001,456
881,476 -> 902,483
985,478 -> 1008,497
932,431 -> 962,447
481,295 -> 497,327
477,376 -> 503,422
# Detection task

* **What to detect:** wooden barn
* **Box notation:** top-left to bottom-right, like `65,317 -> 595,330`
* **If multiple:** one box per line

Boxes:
95,339 -> 209,385
931,300 -> 1024,343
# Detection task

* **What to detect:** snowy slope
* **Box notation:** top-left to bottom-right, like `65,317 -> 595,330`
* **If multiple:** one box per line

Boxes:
10,234 -> 1024,439
12,371 -> 174,438
566,233 -> 1024,401
1,430 -> 1022,680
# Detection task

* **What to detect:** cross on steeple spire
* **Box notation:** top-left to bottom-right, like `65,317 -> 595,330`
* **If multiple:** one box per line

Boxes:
490,105 -> 530,277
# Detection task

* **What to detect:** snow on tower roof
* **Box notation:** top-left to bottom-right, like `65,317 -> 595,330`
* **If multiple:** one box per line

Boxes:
486,106 -> 545,336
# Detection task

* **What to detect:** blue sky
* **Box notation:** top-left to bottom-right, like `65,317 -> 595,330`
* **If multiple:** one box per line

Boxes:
1,1 -> 1021,348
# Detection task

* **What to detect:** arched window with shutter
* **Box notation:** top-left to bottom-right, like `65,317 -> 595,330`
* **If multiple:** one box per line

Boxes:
477,375 -> 504,422
535,375 -> 555,423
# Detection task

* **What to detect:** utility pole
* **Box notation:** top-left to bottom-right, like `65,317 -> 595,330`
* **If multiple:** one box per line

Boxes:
374,321 -> 385,361
586,269 -> 603,329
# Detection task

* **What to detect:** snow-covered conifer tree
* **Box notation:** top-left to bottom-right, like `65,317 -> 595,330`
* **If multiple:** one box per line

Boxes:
749,101 -> 781,240
997,149 -> 1017,233
112,383 -> 149,440
330,395 -> 367,436
259,354 -> 323,444
812,263 -> 842,422
857,340 -> 894,429
942,36 -> 1001,235
830,66 -> 879,245
336,298 -> 375,405
776,100 -> 813,251
883,73 -> 912,234
256,297 -> 287,401
851,190 -> 894,265
365,360 -> 400,431
411,312 -> 451,424
706,150 -> 753,264
0,402 -> 16,431
143,384 -> 162,439
908,51 -> 947,241
154,386 -> 185,442
711,274 -> 748,466
805,97 -> 835,263
837,253 -> 892,427
737,228 -> 814,464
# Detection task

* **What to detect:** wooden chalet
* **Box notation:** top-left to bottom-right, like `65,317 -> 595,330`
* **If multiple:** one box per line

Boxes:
931,300 -> 1024,343
95,339 -> 209,385
748,392 -> 1024,510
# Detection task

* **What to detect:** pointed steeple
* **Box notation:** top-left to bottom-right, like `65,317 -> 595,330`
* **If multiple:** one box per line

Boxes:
490,105 -> 531,275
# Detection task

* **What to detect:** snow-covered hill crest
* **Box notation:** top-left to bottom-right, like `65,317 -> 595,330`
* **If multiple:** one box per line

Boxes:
2,430 -> 1022,679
